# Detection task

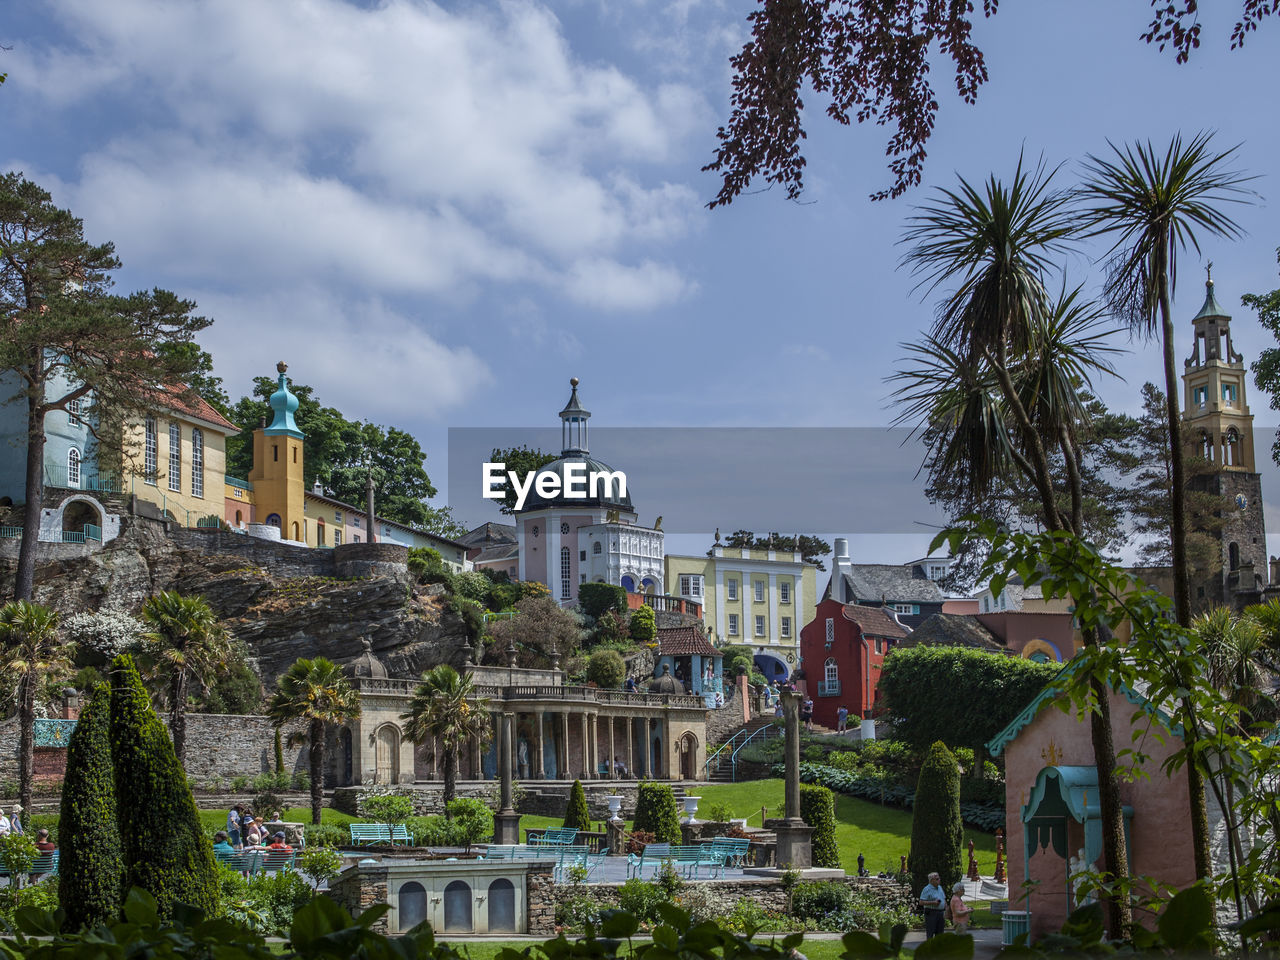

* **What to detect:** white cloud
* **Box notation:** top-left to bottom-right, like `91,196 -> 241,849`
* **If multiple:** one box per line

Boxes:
11,0 -> 706,312
564,258 -> 695,311
194,287 -> 492,422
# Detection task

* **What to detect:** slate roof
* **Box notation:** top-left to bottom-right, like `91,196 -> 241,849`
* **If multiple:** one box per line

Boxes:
840,603 -> 910,640
657,625 -> 720,658
472,542 -> 520,564
904,613 -> 1004,651
837,564 -> 946,605
459,522 -> 518,548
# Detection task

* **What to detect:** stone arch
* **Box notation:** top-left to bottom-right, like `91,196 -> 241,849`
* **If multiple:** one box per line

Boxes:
291,520 -> 301,541
620,574 -> 635,592
488,878 -> 516,933
61,496 -> 101,537
374,723 -> 402,784
1229,542 -> 1240,571
443,880 -> 473,932
679,731 -> 699,780
641,576 -> 657,594
1021,638 -> 1062,663
753,653 -> 789,683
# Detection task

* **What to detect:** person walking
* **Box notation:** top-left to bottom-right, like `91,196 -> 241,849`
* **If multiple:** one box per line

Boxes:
949,882 -> 973,934
8,804 -> 24,835
227,804 -> 244,848
801,698 -> 814,733
920,871 -> 947,939
836,704 -> 849,733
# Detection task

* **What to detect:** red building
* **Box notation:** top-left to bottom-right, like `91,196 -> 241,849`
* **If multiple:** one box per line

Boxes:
799,599 -> 909,728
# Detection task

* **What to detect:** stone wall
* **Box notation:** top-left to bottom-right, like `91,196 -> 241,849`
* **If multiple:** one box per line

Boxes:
526,866 -> 557,935
329,863 -> 390,932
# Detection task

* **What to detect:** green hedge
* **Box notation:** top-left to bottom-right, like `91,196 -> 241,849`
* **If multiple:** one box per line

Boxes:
799,784 -> 840,869
907,741 -> 963,893
579,583 -> 627,619
58,683 -> 122,928
781,761 -> 1004,833
110,655 -> 218,920
633,782 -> 681,843
563,780 -> 590,831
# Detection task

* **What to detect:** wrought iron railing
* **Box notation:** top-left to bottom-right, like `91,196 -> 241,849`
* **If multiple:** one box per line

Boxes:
0,526 -> 21,539
225,476 -> 254,491
83,523 -> 102,542
818,680 -> 841,697
43,464 -> 124,493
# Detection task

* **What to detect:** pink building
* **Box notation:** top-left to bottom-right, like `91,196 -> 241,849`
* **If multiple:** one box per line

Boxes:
988,679 -> 1199,941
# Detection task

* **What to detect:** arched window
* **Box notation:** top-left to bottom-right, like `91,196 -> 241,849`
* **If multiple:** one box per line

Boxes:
592,540 -> 602,555
560,547 -> 571,599
235,509 -> 243,526
191,428 -> 204,497
265,513 -> 281,530
398,881 -> 427,931
67,448 -> 81,487
443,880 -> 473,932
1224,427 -> 1240,466
488,879 -> 516,933
168,422 -> 182,492
317,519 -> 326,545
824,657 -> 839,685
1200,431 -> 1214,461
621,575 -> 635,592
1229,542 -> 1240,571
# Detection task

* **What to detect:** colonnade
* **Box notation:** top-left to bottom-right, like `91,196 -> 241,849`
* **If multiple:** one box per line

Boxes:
474,709 -> 668,781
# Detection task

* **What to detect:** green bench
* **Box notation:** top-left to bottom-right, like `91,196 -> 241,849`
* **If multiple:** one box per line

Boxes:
529,828 -> 578,846
557,847 -> 608,882
0,851 -> 58,884
706,837 -> 751,868
214,848 -> 261,875
481,845 -> 558,861
669,844 -> 725,879
257,849 -> 297,874
626,842 -> 672,878
349,823 -> 415,846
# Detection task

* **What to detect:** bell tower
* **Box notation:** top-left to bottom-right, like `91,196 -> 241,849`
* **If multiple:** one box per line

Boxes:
1182,266 -> 1267,608
249,361 -> 306,543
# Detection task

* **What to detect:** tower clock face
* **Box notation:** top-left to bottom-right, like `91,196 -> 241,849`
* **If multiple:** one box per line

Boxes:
1236,494 -> 1248,511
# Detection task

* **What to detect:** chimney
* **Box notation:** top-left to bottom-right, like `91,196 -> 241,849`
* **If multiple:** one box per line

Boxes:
831,538 -> 851,602
61,687 -> 80,721
1270,556 -> 1279,586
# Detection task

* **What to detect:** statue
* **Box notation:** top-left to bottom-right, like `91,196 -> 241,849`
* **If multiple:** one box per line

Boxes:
1069,848 -> 1095,907
654,515 -> 663,530
517,737 -> 530,779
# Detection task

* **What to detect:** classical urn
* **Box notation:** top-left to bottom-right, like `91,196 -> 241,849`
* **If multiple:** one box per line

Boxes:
682,796 -> 700,823
606,795 -> 624,821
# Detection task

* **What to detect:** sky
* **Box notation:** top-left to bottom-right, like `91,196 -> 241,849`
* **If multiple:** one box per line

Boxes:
5,0 -> 1280,568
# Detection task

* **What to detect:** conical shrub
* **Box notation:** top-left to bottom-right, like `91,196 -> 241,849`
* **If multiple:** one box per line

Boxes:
109,654 -> 218,919
907,740 -> 963,893
633,781 -> 681,843
563,779 -> 590,831
800,784 -> 840,868
58,683 -> 123,928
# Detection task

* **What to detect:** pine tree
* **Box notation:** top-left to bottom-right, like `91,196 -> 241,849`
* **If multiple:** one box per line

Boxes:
908,742 -> 963,894
563,780 -> 590,831
109,654 -> 218,919
58,683 -> 123,928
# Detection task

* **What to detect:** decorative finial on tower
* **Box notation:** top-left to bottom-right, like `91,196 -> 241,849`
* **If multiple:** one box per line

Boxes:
570,377 -> 579,387
714,527 -> 720,544
277,361 -> 288,374
1207,261 -> 1214,286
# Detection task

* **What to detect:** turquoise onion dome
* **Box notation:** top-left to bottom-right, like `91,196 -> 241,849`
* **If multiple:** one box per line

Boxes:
264,361 -> 304,439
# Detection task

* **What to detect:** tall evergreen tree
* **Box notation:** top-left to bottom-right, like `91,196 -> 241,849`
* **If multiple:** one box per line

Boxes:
907,741 -> 963,894
109,654 -> 217,920
562,780 -> 590,831
58,684 -> 123,928
0,172 -> 210,600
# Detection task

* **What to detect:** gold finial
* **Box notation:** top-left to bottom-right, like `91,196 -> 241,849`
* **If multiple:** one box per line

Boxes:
276,361 -> 288,374
1041,739 -> 1063,766
570,377 -> 579,387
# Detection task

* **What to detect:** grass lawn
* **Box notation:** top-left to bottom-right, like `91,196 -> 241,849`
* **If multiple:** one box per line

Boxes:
198,807 -> 358,833
692,780 -> 1000,876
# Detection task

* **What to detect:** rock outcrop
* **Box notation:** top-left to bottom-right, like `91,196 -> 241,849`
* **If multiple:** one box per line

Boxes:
0,517 -> 472,683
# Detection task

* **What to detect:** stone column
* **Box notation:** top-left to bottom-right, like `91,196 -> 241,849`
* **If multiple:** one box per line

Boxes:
626,717 -> 635,778
606,715 -> 615,778
581,713 -> 590,778
561,712 -> 570,780
775,690 -> 812,868
535,711 -> 546,780
494,711 -> 521,843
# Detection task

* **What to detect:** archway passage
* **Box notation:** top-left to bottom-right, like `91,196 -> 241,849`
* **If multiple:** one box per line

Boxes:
443,880 -> 473,933
679,732 -> 698,780
753,653 -> 789,683
488,879 -> 516,933
620,575 -> 636,592
61,498 -> 103,542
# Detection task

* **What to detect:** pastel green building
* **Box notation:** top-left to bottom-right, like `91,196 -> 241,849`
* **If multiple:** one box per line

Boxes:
664,545 -> 818,682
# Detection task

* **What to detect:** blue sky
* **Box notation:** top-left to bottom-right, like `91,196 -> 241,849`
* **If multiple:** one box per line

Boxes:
5,0 -> 1280,565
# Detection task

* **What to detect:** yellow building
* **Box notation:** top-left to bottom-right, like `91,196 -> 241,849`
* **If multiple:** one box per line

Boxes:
665,544 -> 818,682
247,362 -> 307,543
123,384 -> 239,526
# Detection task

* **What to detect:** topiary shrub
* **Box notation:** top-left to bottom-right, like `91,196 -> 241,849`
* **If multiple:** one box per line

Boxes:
58,683 -> 122,927
907,740 -> 963,894
799,784 -> 840,868
632,782 -> 681,843
110,654 -> 218,920
586,649 -> 626,689
357,790 -> 413,825
628,605 -> 656,644
562,779 -> 590,831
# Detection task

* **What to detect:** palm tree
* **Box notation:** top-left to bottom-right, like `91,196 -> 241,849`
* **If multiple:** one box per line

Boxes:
0,600 -> 73,822
140,591 -> 235,764
266,658 -> 361,825
401,665 -> 491,807
1079,133 -> 1253,627
1079,134 -> 1255,886
896,157 -> 1134,935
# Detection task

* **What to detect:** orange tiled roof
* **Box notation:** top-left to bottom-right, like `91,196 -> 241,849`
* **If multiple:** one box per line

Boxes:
657,625 -> 720,658
154,383 -> 239,433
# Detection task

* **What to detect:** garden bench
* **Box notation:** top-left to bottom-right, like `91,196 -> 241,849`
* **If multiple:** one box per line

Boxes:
560,847 -> 608,881
213,849 -> 261,875
529,828 -> 578,846
0,851 -> 59,884
256,849 -> 297,874
349,823 -> 415,846
706,837 -> 751,869
481,845 -> 557,861
389,824 -> 414,846
550,845 -> 592,881
669,844 -> 724,879
626,842 -> 672,878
